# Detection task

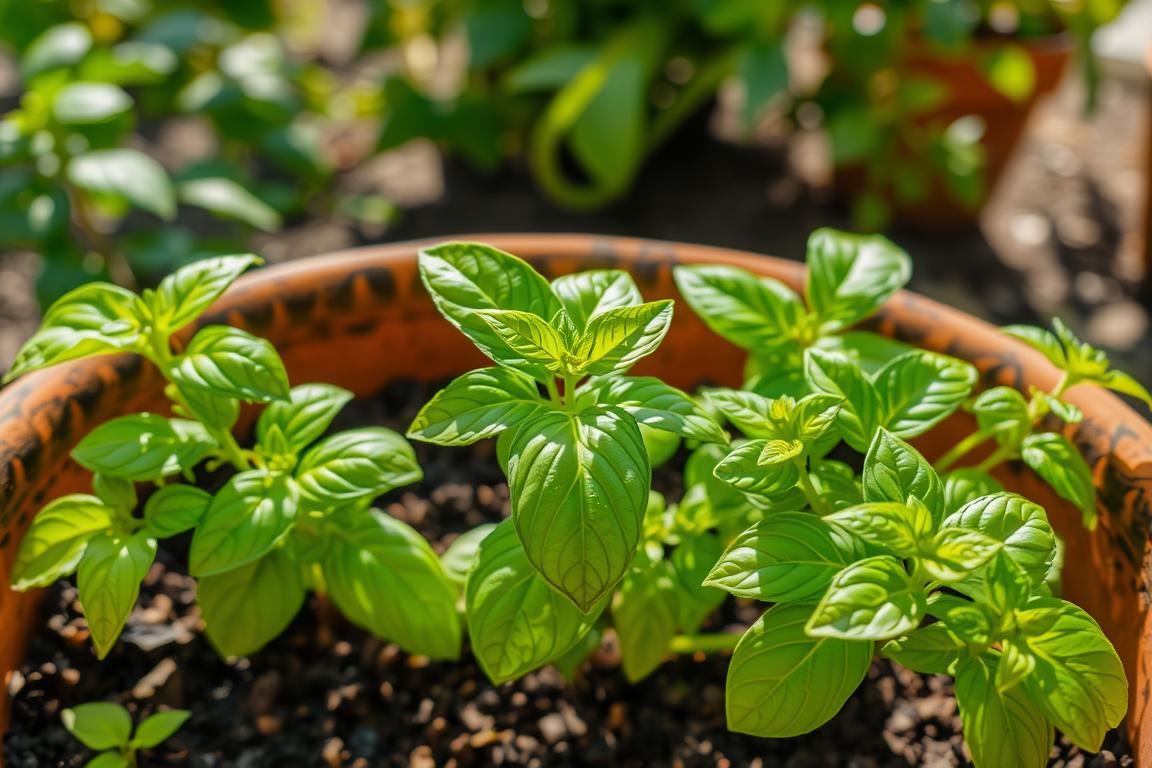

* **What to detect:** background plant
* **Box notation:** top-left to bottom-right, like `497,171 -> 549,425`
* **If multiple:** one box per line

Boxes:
61,702 -> 188,768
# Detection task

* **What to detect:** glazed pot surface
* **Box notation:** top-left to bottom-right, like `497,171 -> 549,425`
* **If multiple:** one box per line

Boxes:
0,234 -> 1149,761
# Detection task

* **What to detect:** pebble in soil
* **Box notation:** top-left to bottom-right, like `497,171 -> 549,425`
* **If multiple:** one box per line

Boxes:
2,381 -> 1135,767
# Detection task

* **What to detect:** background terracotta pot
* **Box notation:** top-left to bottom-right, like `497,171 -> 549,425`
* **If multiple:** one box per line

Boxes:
1,234 -> 1150,761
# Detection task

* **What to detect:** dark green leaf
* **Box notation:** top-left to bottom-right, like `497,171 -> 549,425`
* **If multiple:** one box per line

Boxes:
143,484 -> 211,538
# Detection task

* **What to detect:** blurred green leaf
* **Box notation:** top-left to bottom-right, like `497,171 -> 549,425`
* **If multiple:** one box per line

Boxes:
78,42 -> 179,85
738,39 -> 788,132
178,177 -> 282,231
52,83 -> 133,125
67,149 -> 176,220
464,0 -> 532,70
981,46 -> 1036,103
22,22 -> 92,79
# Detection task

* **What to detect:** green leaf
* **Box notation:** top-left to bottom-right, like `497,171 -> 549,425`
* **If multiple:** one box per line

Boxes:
257,383 -> 354,453
726,603 -> 873,737
970,386 -> 1031,448
614,554 -> 679,682
673,265 -> 806,351
85,752 -> 130,768
704,389 -> 777,438
509,407 -> 649,612
670,533 -> 725,632
11,495 -> 112,590
177,178 -> 282,231
1032,389 -> 1082,424
172,325 -> 290,403
807,555 -> 926,640
152,254 -> 261,332
22,22 -> 92,78
52,82 -> 132,124
78,531 -> 158,658
705,513 -> 862,602
573,301 -> 674,376
825,501 -> 933,557
920,527 -> 1002,582
440,523 -> 498,589
1002,325 -> 1067,368
418,243 -> 561,380
295,427 -> 421,504
189,471 -> 298,576
1021,433 -> 1096,528
550,270 -> 642,329
882,623 -> 966,675
955,654 -> 1053,768
143,484 -> 211,538
130,710 -> 191,749
466,520 -> 602,683
738,38 -> 788,130
72,415 -> 214,481
942,493 -> 1056,586
325,511 -> 461,659
62,703 -> 132,751
944,468 -> 1005,510
475,309 -> 568,371
875,351 -> 977,438
791,393 -> 842,443
805,229 -> 912,333
1015,598 -> 1127,752
93,474 -> 135,512
171,381 -> 240,432
804,349 -> 882,452
198,546 -> 305,656
408,367 -> 545,447
863,430 -> 944,519
568,41 -> 648,190
583,376 -> 726,444
714,440 -> 800,498
1101,369 -> 1152,410
981,45 -> 1036,102
67,149 -> 175,220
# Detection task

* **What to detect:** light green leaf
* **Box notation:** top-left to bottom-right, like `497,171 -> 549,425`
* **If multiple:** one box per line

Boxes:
295,427 -> 421,504
171,380 -> 240,432
550,270 -> 642,329
257,383 -> 354,453
72,414 -> 214,482
704,389 -> 776,438
324,511 -> 461,659
826,501 -> 933,557
705,513 -> 862,602
955,654 -> 1054,768
944,468 -> 1005,510
673,264 -> 806,351
942,493 -> 1056,586
85,752 -> 130,768
875,350 -> 977,438
714,440 -> 799,498
670,533 -> 725,632
807,555 -> 926,640
441,523 -> 498,589
172,325 -> 290,403
970,386 -> 1031,448
152,254 -> 261,332
177,177 -> 281,231
804,348 -> 882,452
475,309 -> 568,371
189,471 -> 299,576
882,623 -> 966,675
93,474 -> 135,512
78,531 -> 158,658
981,45 -> 1036,102
22,22 -> 93,78
142,484 -> 211,538
67,149 -> 175,220
791,393 -> 843,443
408,367 -> 546,446
614,554 -> 679,682
583,376 -> 727,444
805,229 -> 911,332
921,527 -> 1002,582
62,703 -> 132,751
727,603 -> 873,737
573,300 -> 673,376
863,430 -> 944,520
1102,369 -> 1152,410
1021,433 -> 1096,529
52,82 -> 132,124
11,496 -> 112,590
130,710 -> 191,749
1002,325 -> 1066,368
509,407 -> 649,612
199,546 -> 305,657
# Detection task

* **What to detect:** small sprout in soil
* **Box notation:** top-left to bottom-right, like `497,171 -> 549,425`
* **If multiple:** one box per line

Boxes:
62,702 -> 189,768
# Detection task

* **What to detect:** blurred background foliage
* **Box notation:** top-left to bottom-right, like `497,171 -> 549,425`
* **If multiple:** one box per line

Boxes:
0,0 -> 1134,303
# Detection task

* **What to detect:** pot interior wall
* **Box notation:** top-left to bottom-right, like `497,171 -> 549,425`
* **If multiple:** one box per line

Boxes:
0,235 -> 1149,762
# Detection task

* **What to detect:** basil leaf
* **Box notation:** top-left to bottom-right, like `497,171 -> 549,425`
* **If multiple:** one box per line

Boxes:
670,533 -> 725,632
804,228 -> 911,332
727,603 -> 872,737
807,555 -> 926,640
863,430 -> 944,521
408,367 -> 546,446
1002,324 -> 1067,368
970,386 -> 1031,448
704,389 -> 777,438
199,546 -> 305,657
582,376 -> 727,444
130,710 -> 191,749
1016,598 -> 1127,751
825,501 -> 933,557
641,423 -> 682,468
466,520 -> 603,682
86,752 -> 130,768
882,623 -> 966,675
812,460 -> 864,510
11,495 -> 112,590
942,493 -> 1056,586
1101,369 -> 1152,409
875,350 -> 977,438
172,325 -> 290,403
705,513 -> 861,602
418,242 -> 561,378
66,148 -> 175,220
672,264 -> 807,351
72,414 -> 215,481
295,427 -> 421,504
943,468 -> 1004,510
324,510 -> 461,659
93,474 -> 135,512
550,270 -> 642,329
509,407 -> 648,612
920,527 -> 1002,582
62,703 -> 132,751
78,530 -> 157,658
955,654 -> 1054,768
614,554 -> 679,682
143,484 -> 211,538
189,471 -> 299,576
475,309 -> 568,372
1021,433 -> 1097,529
573,300 -> 673,376
152,254 -> 261,332
804,349 -> 883,452
440,523 -> 498,589
172,381 -> 240,431
714,440 -> 800,498
256,383 -> 353,453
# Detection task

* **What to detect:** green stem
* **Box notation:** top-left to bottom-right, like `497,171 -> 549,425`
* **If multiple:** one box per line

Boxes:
934,430 -> 992,473
1049,371 -> 1071,399
545,378 -> 562,406
563,375 -> 578,410
793,457 -> 831,516
975,444 -> 1015,473
668,632 -> 742,655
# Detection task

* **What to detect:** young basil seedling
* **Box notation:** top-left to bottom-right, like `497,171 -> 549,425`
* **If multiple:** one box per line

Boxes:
62,702 -> 189,768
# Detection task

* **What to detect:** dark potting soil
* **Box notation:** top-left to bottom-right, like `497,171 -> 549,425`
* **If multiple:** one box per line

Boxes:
2,380 -> 1134,768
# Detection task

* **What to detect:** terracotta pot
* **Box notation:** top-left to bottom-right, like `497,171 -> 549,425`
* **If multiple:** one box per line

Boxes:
1,235 -> 1149,760
834,34 -> 1071,228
